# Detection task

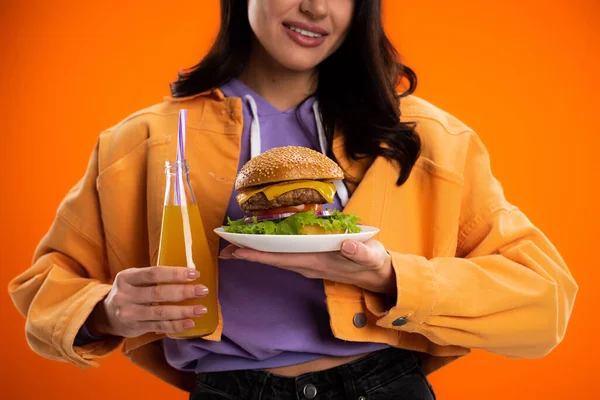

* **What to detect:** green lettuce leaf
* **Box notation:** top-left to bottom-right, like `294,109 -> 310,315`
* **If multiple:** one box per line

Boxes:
223,210 -> 361,235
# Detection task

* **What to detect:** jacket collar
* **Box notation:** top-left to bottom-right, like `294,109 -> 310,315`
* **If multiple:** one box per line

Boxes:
164,87 -> 226,102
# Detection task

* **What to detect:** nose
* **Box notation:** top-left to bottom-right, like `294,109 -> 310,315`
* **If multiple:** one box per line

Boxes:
300,0 -> 328,20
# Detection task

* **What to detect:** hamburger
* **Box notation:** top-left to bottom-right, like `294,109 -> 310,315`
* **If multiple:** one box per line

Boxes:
223,146 -> 361,235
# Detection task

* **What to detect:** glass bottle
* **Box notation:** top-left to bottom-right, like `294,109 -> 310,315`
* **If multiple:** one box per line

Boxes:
157,160 -> 218,338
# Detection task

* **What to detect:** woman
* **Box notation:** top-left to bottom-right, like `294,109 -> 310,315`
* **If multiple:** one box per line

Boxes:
8,0 -> 577,399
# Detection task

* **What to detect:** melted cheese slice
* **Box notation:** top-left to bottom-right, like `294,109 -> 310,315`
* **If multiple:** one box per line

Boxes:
236,180 -> 336,205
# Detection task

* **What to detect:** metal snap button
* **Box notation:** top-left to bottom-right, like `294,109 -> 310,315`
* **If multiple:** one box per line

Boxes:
303,384 -> 318,399
392,317 -> 408,326
353,312 -> 367,328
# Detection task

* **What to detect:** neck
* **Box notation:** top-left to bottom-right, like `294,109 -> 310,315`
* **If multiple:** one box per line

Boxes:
238,41 -> 317,111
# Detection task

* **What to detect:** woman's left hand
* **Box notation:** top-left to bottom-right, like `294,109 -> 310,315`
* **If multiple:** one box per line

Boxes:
219,240 -> 397,297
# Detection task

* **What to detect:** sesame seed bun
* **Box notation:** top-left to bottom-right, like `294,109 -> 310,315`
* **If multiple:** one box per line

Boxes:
235,146 -> 344,191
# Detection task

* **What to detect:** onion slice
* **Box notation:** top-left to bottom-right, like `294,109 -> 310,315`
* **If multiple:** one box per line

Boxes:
243,212 -> 296,224
243,209 -> 334,224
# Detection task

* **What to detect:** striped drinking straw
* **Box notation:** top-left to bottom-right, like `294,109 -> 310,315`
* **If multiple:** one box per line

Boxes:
175,109 -> 187,206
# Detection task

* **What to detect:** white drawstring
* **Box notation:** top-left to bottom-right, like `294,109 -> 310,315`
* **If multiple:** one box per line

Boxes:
245,95 -> 262,159
245,95 -> 349,207
313,101 -> 349,207
313,101 -> 328,155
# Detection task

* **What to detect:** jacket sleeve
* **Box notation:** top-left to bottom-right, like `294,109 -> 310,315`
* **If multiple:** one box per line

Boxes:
365,132 -> 578,359
8,140 -> 123,367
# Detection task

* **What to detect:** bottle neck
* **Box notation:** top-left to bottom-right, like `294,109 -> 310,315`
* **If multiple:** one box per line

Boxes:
165,160 -> 190,177
164,160 -> 196,207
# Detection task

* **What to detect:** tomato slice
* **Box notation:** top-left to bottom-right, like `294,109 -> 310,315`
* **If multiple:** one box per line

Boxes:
252,203 -> 322,217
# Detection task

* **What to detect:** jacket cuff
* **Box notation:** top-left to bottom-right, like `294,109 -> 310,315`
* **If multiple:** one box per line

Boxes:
74,321 -> 107,346
364,252 -> 436,333
55,283 -> 124,367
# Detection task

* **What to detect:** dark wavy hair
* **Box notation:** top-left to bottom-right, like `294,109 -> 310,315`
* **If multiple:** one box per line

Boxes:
171,0 -> 420,185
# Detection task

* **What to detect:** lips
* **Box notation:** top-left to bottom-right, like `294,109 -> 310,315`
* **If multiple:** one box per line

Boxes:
284,23 -> 324,38
283,20 -> 329,35
282,22 -> 328,48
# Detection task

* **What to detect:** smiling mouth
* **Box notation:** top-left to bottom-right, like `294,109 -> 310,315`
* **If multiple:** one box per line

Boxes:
283,23 -> 325,38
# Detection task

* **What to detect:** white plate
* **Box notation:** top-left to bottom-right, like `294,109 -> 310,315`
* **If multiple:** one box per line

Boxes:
214,226 -> 380,253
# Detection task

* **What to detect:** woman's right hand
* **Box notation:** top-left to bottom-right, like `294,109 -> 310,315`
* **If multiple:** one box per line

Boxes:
87,266 -> 208,338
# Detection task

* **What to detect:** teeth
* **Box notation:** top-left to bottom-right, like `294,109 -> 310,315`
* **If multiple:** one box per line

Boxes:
287,25 -> 323,38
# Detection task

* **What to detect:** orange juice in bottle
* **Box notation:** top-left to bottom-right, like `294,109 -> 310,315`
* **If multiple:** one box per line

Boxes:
157,158 -> 219,338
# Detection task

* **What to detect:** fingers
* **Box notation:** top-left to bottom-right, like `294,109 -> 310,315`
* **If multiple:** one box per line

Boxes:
138,319 -> 197,334
125,304 -> 207,321
219,240 -> 390,290
219,244 -> 241,260
105,266 -> 211,337
227,241 -> 387,270
340,240 -> 388,269
118,266 -> 199,286
133,283 -> 209,304
233,241 -> 386,270
111,303 -> 208,336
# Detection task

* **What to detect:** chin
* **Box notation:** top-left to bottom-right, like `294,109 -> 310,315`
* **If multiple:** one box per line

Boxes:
274,53 -> 324,73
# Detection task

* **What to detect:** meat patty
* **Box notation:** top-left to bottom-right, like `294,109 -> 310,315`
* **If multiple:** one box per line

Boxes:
240,188 -> 327,211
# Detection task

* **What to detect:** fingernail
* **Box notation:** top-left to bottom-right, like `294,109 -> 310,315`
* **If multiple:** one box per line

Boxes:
188,270 -> 200,279
232,251 -> 245,260
218,255 -> 234,260
183,320 -> 195,329
195,285 -> 208,296
342,241 -> 357,254
193,306 -> 207,315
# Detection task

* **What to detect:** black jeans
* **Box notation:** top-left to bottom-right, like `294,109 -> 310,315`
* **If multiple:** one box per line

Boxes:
190,347 -> 436,400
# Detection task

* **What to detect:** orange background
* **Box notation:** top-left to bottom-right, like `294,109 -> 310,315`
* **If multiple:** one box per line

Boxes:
1,0 -> 598,399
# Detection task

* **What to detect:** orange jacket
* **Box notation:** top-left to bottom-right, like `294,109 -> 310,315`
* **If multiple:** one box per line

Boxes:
8,89 -> 578,392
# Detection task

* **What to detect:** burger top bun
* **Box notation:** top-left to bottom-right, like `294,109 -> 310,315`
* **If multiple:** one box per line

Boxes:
235,146 -> 344,191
